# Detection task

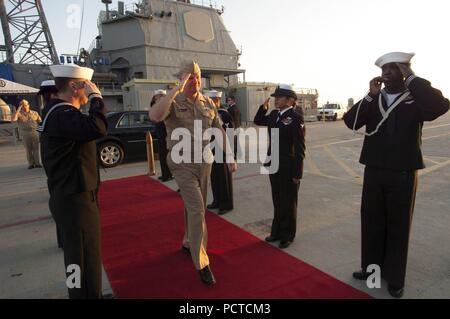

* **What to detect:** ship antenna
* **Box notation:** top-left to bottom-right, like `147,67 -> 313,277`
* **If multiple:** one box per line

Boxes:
77,0 -> 86,55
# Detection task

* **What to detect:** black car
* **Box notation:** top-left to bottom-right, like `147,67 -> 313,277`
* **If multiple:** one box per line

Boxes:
96,111 -> 159,168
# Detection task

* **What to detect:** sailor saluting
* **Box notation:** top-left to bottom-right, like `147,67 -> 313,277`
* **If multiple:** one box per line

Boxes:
254,84 -> 306,250
343,52 -> 449,298
39,64 -> 108,299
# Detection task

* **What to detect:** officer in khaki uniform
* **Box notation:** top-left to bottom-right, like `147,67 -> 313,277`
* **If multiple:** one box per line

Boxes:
149,61 -> 237,285
11,99 -> 42,169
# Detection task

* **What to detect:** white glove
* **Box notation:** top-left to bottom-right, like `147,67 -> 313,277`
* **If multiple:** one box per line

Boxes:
85,81 -> 102,100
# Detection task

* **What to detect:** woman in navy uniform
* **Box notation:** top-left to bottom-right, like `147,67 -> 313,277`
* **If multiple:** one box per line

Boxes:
254,84 -> 306,249
39,65 -> 108,299
343,52 -> 450,298
206,90 -> 234,215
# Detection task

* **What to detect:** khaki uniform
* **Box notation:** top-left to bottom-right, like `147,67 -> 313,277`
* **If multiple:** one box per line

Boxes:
165,93 -> 222,270
17,110 -> 41,166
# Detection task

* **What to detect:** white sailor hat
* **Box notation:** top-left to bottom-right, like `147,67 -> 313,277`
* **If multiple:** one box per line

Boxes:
271,84 -> 297,100
40,80 -> 56,88
153,89 -> 167,95
375,52 -> 415,68
49,64 -> 94,80
205,90 -> 222,99
38,80 -> 57,95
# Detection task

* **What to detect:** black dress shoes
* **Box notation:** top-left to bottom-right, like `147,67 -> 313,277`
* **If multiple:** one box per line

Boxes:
181,246 -> 191,255
218,209 -> 230,215
28,165 -> 34,169
352,270 -> 372,281
279,240 -> 293,249
207,203 -> 219,210
158,176 -> 164,180
388,285 -> 404,298
265,236 -> 278,243
160,176 -> 174,182
199,266 -> 216,285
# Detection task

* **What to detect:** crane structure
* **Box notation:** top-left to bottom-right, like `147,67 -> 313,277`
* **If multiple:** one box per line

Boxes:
0,0 -> 58,65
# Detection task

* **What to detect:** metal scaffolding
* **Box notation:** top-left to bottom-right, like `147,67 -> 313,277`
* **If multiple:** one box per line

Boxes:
0,0 -> 58,65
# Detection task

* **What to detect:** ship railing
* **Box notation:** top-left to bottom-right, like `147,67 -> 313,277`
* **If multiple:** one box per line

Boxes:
95,81 -> 125,92
99,0 -> 224,24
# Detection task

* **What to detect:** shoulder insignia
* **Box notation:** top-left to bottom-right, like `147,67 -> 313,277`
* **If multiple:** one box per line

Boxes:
282,117 -> 294,125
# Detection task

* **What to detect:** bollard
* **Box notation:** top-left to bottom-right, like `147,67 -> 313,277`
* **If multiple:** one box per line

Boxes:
146,131 -> 156,177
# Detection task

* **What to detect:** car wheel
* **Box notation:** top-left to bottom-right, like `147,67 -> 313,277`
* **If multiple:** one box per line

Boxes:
333,114 -> 337,121
99,142 -> 124,168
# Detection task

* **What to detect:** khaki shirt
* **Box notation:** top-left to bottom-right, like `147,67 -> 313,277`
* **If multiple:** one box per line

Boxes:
17,110 -> 41,132
164,93 -> 222,155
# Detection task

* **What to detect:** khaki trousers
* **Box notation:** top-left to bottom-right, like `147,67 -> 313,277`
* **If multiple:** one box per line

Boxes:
167,155 -> 211,270
22,130 -> 40,166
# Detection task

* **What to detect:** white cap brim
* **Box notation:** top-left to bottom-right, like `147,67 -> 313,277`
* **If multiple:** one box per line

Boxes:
50,65 -> 94,80
278,83 -> 295,91
154,89 -> 167,95
40,80 -> 56,87
375,52 -> 415,68
204,90 -> 222,98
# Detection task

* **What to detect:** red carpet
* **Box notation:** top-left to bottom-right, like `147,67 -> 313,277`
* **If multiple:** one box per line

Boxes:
98,175 -> 370,299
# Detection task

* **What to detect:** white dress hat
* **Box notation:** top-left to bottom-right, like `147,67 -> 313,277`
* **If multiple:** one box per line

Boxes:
40,80 -> 56,87
49,64 -> 94,80
271,84 -> 297,100
375,52 -> 415,68
204,90 -> 222,98
278,84 -> 295,91
153,89 -> 167,95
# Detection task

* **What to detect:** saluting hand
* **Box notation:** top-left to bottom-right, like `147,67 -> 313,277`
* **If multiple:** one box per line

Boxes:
175,73 -> 191,94
85,81 -> 102,97
369,77 -> 383,96
262,98 -> 271,111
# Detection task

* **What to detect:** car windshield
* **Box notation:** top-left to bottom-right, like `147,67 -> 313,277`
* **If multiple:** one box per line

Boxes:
117,113 -> 154,128
324,104 -> 339,109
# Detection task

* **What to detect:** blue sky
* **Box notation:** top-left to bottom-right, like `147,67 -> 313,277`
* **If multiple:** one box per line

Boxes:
8,1 -> 450,104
